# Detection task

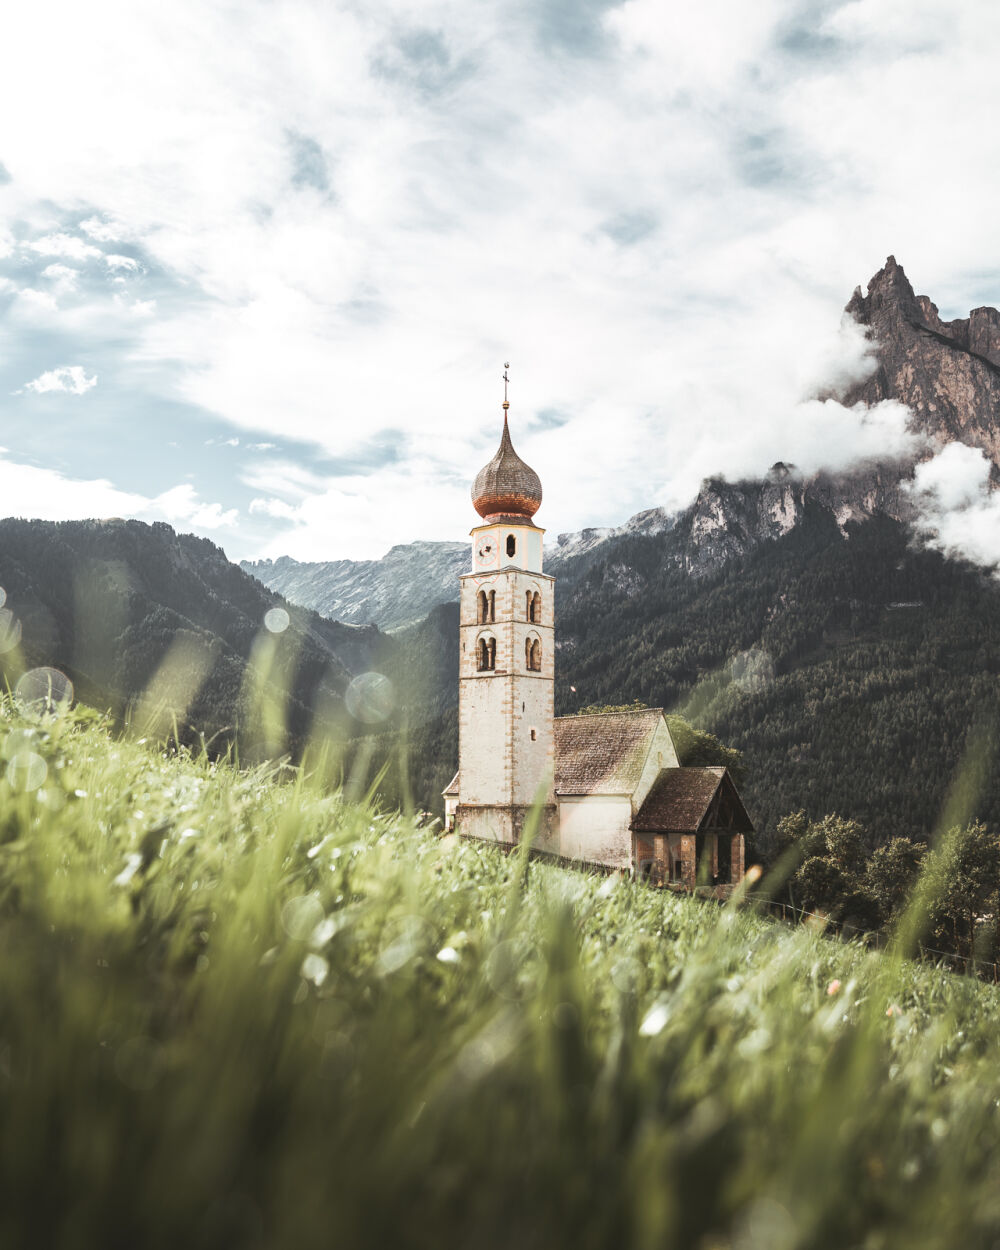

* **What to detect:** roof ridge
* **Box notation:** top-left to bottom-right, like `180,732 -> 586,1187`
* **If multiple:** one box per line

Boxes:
555,707 -> 664,720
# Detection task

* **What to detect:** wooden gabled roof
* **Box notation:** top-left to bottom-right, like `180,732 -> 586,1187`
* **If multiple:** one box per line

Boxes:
554,708 -> 666,796
631,767 -> 753,835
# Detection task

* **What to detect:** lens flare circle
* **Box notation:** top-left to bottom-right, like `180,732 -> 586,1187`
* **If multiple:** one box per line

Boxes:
263,608 -> 290,634
15,667 -> 75,712
344,672 -> 395,724
7,751 -> 47,793
0,609 -> 21,655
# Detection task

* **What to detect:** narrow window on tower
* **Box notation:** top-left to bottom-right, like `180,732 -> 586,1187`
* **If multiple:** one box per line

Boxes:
525,590 -> 532,619
478,636 -> 496,671
506,534 -> 516,557
528,591 -> 541,623
530,728 -> 537,741
477,589 -> 488,624
527,638 -> 542,672
489,589 -> 496,622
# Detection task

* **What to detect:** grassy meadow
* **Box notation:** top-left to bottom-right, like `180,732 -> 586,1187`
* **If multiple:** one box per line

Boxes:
1,700 -> 1000,1248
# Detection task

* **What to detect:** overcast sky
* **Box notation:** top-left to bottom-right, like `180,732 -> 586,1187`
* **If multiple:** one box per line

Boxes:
1,0 -> 998,562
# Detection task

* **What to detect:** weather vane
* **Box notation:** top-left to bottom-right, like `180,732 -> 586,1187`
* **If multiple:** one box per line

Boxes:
502,361 -> 510,411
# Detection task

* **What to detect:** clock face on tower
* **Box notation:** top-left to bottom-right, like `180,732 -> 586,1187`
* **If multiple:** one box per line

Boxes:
477,538 -> 496,566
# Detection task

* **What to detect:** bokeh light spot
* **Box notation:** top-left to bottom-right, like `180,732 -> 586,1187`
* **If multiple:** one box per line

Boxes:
345,672 -> 395,724
2,729 -> 38,761
730,647 -> 775,693
6,751 -> 47,793
264,607 -> 290,634
15,667 -> 74,713
281,893 -> 325,941
0,609 -> 21,655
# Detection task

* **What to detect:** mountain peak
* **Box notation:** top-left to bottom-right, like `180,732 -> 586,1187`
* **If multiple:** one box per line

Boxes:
845,255 -> 919,323
842,258 -> 1000,464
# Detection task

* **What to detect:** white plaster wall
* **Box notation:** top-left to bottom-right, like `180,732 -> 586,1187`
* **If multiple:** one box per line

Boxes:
558,795 -> 634,868
632,718 -> 681,814
458,675 -> 510,804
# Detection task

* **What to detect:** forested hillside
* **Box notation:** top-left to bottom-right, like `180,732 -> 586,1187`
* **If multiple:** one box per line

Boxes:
554,508 -> 1000,852
0,518 -> 393,754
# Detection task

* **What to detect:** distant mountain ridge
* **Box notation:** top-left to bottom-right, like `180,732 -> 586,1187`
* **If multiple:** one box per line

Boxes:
242,542 -> 470,632
241,508 -> 679,631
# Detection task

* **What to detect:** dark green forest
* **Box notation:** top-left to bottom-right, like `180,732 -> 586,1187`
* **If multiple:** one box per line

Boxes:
550,509 -> 1000,854
0,518 -> 391,754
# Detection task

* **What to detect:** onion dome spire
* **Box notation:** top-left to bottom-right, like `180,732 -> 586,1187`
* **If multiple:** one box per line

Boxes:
471,363 -> 543,521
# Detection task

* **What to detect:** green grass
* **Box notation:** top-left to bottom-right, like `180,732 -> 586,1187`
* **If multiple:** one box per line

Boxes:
2,702 -> 1000,1249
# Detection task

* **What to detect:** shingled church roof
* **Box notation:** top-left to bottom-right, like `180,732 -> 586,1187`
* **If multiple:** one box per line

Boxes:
554,708 -> 666,796
631,767 -> 753,834
444,709 -> 669,800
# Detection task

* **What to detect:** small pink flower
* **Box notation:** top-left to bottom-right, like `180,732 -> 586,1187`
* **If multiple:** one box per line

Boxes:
886,1004 -> 899,1018
826,979 -> 841,996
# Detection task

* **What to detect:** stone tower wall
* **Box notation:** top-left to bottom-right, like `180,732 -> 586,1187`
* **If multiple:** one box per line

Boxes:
457,549 -> 556,848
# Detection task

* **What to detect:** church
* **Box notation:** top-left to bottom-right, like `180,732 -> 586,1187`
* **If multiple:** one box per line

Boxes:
443,384 -> 752,891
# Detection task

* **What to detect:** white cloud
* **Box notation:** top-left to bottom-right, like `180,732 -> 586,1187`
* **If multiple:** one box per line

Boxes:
26,233 -> 102,262
104,254 -> 139,271
0,451 -> 238,533
79,216 -> 126,242
21,365 -> 98,395
0,0 -> 999,559
41,263 -> 80,294
249,496 -> 299,521
905,443 -> 1000,569
153,483 -> 239,529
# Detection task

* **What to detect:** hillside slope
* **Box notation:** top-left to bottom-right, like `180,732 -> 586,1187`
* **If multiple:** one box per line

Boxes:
0,518 -> 393,751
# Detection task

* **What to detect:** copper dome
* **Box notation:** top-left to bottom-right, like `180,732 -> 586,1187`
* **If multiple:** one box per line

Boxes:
472,416 -> 542,520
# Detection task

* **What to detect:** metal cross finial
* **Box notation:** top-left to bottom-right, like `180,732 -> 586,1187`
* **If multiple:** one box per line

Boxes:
502,361 -> 510,411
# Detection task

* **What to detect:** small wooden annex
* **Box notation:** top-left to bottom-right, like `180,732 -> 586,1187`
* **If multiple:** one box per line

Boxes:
632,766 -> 752,890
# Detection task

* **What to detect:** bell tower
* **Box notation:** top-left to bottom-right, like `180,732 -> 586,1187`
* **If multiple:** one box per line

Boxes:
454,367 -> 557,847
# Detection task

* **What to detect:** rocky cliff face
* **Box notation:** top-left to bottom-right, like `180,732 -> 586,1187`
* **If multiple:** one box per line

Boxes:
242,541 -> 470,632
842,255 -> 1000,465
665,257 -> 1000,577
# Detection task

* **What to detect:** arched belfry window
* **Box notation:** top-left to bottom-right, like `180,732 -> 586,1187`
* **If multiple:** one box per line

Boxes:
478,636 -> 496,672
526,591 -> 541,624
526,637 -> 541,672
477,589 -> 496,624
506,534 -> 516,558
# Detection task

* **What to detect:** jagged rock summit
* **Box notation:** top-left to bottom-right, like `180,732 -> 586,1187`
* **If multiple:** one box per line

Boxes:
843,255 -> 1000,465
